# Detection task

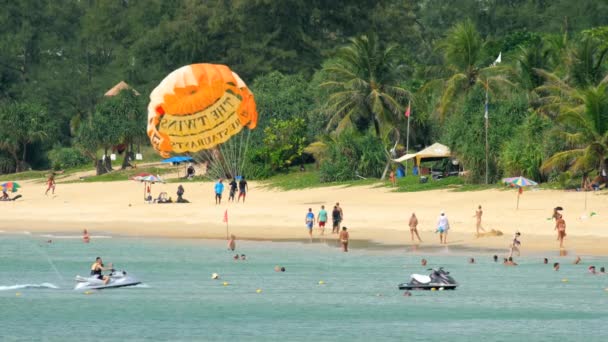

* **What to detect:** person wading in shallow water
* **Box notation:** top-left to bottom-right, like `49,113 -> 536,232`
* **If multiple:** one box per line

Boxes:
339,226 -> 349,252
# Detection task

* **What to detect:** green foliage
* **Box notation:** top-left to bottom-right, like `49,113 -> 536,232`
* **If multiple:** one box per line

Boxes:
48,146 -> 89,170
0,101 -> 57,171
442,86 -> 528,183
319,131 -> 386,182
258,118 -> 307,172
499,113 -> 551,181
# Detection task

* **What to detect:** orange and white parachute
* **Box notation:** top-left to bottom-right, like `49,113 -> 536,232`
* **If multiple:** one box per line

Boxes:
147,64 -> 258,158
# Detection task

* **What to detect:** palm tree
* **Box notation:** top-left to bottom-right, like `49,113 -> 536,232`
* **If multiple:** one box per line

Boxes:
537,75 -> 608,175
425,20 -> 512,120
321,34 -> 409,137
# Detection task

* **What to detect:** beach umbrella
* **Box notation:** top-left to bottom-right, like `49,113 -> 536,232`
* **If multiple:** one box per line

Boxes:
503,176 -> 538,209
1,181 -> 21,193
130,175 -> 164,200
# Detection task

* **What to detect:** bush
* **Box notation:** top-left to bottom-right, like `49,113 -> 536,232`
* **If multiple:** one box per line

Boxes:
319,131 -> 386,182
48,146 -> 89,170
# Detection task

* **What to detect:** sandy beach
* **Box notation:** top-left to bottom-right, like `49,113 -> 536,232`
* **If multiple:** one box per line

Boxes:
1,179 -> 607,255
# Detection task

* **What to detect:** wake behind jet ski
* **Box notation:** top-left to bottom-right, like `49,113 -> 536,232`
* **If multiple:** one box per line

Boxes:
398,267 -> 458,290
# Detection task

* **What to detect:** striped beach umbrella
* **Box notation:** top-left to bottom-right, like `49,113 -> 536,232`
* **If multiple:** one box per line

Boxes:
1,181 -> 21,193
503,176 -> 538,209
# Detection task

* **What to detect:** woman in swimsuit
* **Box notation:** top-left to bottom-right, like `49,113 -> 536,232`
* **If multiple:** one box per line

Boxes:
90,257 -> 112,285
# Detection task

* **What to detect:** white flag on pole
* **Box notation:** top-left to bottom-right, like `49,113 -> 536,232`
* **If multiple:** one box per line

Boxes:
492,52 -> 502,66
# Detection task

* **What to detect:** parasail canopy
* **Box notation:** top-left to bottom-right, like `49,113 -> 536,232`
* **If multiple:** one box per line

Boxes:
147,64 -> 258,158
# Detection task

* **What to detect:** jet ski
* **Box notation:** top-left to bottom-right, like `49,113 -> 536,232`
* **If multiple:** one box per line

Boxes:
398,267 -> 458,290
74,270 -> 141,290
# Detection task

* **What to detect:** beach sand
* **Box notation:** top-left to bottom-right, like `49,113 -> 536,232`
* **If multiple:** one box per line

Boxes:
1,179 -> 607,255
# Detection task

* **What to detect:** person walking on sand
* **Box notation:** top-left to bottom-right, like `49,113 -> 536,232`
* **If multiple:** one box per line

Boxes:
214,178 -> 224,205
318,205 -> 328,235
509,232 -> 521,258
238,176 -> 248,203
556,214 -> 567,248
339,226 -> 349,252
228,178 -> 237,202
409,213 -> 422,243
436,211 -> 450,244
331,205 -> 341,234
305,208 -> 315,240
336,202 -> 344,224
552,207 -> 562,240
474,205 -> 486,236
45,173 -> 56,195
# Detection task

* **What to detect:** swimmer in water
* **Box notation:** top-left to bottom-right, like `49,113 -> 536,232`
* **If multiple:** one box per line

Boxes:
573,256 -> 581,264
543,258 -> 548,264
493,255 -> 498,262
508,232 -> 521,258
421,258 -> 428,266
588,266 -> 596,274
468,258 -> 475,264
83,229 -> 90,244
553,262 -> 560,271
600,267 -> 606,274
240,254 -> 246,260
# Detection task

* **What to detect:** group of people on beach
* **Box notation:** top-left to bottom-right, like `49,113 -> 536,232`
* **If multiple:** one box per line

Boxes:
304,203 -> 349,251
214,177 -> 248,204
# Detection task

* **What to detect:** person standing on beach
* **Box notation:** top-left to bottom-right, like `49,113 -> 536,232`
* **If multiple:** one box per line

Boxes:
228,234 -> 236,251
556,214 -> 567,248
474,205 -> 486,236
339,226 -> 349,252
409,213 -> 422,243
332,206 -> 341,234
238,177 -> 248,203
228,179 -> 237,202
45,173 -> 56,195
436,211 -> 450,244
552,207 -> 562,240
305,208 -> 315,239
214,179 -> 224,205
389,170 -> 396,187
318,205 -> 328,235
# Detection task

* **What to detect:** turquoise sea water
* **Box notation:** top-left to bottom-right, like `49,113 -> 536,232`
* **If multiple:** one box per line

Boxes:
1,233 -> 608,342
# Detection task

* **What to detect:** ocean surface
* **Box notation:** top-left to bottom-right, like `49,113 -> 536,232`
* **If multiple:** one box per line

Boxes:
1,233 -> 607,342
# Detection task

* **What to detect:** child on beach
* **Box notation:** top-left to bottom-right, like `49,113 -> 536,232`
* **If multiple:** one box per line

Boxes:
305,208 -> 315,239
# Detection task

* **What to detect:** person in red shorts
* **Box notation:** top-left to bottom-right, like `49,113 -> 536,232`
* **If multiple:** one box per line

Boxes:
317,205 -> 328,235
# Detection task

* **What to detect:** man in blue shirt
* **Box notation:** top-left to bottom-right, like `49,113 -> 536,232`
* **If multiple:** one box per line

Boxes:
215,179 -> 224,205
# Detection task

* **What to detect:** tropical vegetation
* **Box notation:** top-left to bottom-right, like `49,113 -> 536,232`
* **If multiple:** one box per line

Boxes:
1,0 -> 608,188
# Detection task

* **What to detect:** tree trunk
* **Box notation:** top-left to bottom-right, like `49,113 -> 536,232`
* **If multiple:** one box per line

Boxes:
11,150 -> 20,173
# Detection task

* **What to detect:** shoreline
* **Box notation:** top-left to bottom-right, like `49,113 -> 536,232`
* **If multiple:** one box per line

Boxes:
2,180 -> 608,256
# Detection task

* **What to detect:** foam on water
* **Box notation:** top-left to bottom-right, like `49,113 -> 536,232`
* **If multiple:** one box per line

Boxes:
0,282 -> 59,291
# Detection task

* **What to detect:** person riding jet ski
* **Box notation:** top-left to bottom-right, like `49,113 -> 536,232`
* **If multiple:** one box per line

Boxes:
90,257 -> 113,285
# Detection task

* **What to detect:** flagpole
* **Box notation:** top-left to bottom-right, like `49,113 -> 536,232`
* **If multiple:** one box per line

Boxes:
405,114 -> 410,176
404,101 -> 411,176
485,86 -> 489,185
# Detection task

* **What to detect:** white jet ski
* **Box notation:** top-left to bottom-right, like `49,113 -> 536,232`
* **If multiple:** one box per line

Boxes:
74,270 -> 141,290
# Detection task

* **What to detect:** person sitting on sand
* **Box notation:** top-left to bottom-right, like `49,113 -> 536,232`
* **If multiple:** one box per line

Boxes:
474,205 -> 486,236
83,229 -> 90,244
90,257 -> 112,285
228,234 -> 236,251
409,213 -> 422,243
177,185 -> 186,202
509,232 -> 521,258
339,226 -> 349,252
554,262 -> 560,271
